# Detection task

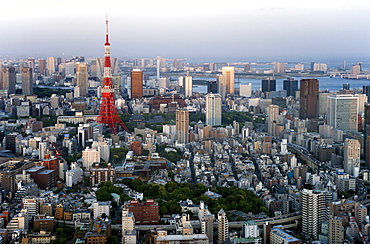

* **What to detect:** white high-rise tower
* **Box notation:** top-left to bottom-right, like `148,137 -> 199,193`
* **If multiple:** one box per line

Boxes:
205,93 -> 222,126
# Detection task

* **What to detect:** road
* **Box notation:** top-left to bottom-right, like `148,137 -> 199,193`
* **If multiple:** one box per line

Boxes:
64,212 -> 302,230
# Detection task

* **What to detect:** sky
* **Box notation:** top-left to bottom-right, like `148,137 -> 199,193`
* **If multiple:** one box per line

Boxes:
1,0 -> 370,61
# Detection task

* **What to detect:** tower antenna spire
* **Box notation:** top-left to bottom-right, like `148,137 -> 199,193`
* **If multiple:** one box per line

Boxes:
97,17 -> 129,134
105,14 -> 109,45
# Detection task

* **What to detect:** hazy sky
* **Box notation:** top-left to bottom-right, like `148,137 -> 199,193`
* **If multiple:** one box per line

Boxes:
1,0 -> 370,60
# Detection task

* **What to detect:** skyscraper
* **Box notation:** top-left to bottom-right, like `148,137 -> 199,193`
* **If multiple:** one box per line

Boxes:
157,56 -> 161,81
273,62 -> 286,74
222,66 -> 234,95
1,67 -> 16,95
76,62 -> 88,97
38,59 -> 46,75
240,83 -> 252,97
205,93 -> 222,126
22,67 -> 33,96
328,94 -> 358,132
218,209 -> 229,243
185,76 -> 193,97
217,74 -> 226,101
47,57 -> 55,75
363,86 -> 370,103
300,185 -> 326,239
365,104 -> 370,169
207,80 -> 218,94
131,69 -> 143,99
176,109 -> 189,144
344,138 -> 360,177
299,79 -> 319,119
283,78 -> 298,97
261,79 -> 276,93
267,105 -> 279,136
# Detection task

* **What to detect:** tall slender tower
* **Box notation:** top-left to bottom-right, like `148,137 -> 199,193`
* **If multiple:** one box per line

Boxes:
205,93 -> 222,126
176,109 -> 189,144
22,67 -> 33,95
218,209 -> 229,243
76,62 -> 88,97
131,69 -> 143,99
97,19 -> 128,134
300,79 -> 319,119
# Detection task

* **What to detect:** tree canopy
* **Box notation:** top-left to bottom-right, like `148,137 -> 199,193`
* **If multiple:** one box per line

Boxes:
119,179 -> 268,216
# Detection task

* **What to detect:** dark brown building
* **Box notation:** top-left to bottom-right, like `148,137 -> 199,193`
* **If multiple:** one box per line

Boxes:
131,69 -> 143,99
26,166 -> 56,189
126,199 -> 160,225
90,164 -> 116,187
299,79 -> 319,119
149,96 -> 186,112
34,215 -> 54,232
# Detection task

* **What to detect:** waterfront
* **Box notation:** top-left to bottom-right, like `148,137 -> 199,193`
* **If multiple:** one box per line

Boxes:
193,76 -> 370,94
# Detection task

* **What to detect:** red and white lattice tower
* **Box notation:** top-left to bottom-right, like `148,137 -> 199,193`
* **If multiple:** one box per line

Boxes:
97,18 -> 128,134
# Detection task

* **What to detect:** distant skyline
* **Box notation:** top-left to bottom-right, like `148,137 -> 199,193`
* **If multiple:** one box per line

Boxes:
2,0 -> 370,60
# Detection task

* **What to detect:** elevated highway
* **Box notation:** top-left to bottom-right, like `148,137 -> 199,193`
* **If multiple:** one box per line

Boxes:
64,213 -> 302,230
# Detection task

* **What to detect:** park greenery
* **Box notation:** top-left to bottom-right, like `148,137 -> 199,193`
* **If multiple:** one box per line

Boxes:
16,87 -> 70,98
96,181 -> 132,203
121,111 -> 254,133
156,144 -> 183,164
103,178 -> 269,217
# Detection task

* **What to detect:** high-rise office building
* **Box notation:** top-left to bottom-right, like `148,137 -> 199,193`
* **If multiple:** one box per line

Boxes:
244,63 -> 251,72
157,56 -> 161,81
222,66 -> 234,95
313,63 -> 328,72
205,93 -> 222,126
328,94 -> 358,132
274,62 -> 286,74
365,104 -> 370,169
217,74 -> 226,101
131,69 -> 143,99
47,57 -> 55,75
267,105 -> 279,136
240,83 -> 252,97
90,59 -> 98,77
283,78 -> 298,97
328,216 -> 344,244
355,93 -> 367,115
1,67 -> 16,95
185,76 -> 193,97
22,67 -> 33,95
207,80 -> 218,94
299,79 -> 319,119
218,209 -> 229,243
176,109 -> 189,144
261,79 -> 276,93
363,86 -> 370,103
27,58 -> 35,70
343,138 -> 360,177
76,62 -> 88,97
352,64 -> 361,75
82,147 -> 100,170
343,83 -> 350,90
300,185 -> 326,239
38,59 -> 46,75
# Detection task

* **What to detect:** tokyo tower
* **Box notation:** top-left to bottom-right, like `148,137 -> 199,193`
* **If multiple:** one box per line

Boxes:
97,18 -> 128,134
